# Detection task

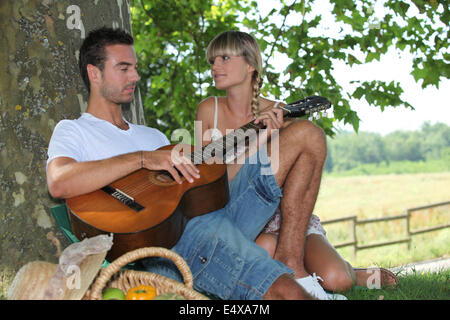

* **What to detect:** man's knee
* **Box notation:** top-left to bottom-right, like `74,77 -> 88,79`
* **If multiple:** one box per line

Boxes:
300,120 -> 326,152
283,120 -> 327,155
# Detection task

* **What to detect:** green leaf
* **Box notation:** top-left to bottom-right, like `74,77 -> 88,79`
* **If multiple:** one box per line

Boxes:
366,51 -> 381,63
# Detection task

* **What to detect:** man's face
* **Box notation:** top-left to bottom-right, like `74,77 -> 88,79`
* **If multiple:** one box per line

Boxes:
99,44 -> 140,104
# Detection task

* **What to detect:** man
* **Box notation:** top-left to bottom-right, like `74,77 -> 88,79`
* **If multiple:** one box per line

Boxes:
47,27 -> 326,300
46,28 -> 199,200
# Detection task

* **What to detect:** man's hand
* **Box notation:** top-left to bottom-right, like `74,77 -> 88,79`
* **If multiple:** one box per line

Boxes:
142,148 -> 200,184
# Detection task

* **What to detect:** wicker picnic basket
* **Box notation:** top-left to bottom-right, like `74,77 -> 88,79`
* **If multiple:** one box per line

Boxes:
85,247 -> 209,300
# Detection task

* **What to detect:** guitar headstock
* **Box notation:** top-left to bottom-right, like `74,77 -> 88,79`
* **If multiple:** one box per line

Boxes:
281,96 -> 331,118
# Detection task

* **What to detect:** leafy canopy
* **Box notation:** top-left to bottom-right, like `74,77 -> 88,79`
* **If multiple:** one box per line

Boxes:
130,0 -> 449,138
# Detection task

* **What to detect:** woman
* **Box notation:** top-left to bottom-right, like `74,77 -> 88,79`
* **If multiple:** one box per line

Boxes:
195,30 -> 398,298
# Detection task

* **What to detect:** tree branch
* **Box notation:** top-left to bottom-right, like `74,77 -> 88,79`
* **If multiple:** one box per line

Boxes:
263,0 -> 300,71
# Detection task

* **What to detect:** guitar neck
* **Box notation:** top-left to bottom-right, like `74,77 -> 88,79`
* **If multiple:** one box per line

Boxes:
190,95 -> 331,164
191,104 -> 302,164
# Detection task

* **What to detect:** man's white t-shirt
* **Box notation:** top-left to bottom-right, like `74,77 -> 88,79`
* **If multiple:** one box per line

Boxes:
47,112 -> 170,166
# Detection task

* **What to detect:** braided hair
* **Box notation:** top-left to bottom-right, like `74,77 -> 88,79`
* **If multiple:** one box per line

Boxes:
206,31 -> 263,117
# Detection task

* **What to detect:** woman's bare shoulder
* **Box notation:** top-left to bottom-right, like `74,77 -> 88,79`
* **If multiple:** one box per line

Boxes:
196,96 -> 216,117
198,96 -> 217,106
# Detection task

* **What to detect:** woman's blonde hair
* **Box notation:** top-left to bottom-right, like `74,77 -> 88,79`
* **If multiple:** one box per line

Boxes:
206,31 -> 263,117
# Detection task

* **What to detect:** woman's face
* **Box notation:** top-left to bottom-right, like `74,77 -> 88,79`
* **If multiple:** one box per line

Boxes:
209,54 -> 255,90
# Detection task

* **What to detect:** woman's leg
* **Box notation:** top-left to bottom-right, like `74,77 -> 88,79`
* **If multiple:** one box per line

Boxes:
255,233 -> 278,258
304,234 -> 399,290
256,212 -> 356,292
304,234 -> 355,292
305,233 -> 399,289
256,232 -> 398,291
255,232 -> 354,292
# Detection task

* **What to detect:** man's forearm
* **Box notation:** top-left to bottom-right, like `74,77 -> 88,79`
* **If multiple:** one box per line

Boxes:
47,151 -> 141,199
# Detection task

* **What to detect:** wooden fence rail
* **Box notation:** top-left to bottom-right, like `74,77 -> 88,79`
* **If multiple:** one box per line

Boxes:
321,200 -> 450,256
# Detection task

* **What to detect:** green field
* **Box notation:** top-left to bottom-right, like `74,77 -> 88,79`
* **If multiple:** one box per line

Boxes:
314,171 -> 450,268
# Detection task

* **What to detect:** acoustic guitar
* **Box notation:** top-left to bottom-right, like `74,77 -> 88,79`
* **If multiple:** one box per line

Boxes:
66,96 -> 331,260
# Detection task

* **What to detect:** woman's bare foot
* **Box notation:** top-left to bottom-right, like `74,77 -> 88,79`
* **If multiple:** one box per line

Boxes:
354,267 -> 399,288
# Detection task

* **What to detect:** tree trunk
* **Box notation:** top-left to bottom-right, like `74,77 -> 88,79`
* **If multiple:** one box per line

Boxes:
0,0 -> 143,295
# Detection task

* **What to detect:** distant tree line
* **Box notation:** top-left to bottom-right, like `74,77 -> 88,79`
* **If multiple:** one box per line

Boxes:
324,122 -> 450,173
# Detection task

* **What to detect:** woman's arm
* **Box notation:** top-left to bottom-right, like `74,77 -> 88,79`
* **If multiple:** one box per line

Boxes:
195,97 -> 215,147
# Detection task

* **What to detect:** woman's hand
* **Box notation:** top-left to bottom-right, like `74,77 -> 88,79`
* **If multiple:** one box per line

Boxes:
249,107 -> 284,150
254,108 -> 284,132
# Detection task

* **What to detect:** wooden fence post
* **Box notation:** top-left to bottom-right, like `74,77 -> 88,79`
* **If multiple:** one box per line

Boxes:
352,216 -> 357,258
406,209 -> 411,250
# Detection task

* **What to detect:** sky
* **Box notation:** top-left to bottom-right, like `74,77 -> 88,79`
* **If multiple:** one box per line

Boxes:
256,0 -> 449,136
333,49 -> 450,135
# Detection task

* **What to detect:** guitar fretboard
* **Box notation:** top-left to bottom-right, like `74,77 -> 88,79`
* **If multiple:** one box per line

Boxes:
187,96 -> 331,164
190,121 -> 263,164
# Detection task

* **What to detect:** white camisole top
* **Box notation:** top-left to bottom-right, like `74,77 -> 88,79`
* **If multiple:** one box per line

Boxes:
210,96 -> 281,163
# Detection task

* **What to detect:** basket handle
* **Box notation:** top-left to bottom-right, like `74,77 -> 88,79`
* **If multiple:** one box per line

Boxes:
90,247 -> 194,298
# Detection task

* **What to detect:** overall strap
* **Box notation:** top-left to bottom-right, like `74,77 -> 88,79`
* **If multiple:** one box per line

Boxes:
213,96 -> 218,129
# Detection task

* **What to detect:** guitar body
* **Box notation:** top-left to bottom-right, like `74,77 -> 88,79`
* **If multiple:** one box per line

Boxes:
67,144 -> 229,261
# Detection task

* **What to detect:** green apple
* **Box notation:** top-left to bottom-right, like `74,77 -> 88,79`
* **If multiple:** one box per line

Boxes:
102,288 -> 125,300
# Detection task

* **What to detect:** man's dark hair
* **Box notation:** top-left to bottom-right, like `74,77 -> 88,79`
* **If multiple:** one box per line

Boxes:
79,27 -> 134,92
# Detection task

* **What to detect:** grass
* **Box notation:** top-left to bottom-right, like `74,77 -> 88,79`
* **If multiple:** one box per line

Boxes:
342,268 -> 450,300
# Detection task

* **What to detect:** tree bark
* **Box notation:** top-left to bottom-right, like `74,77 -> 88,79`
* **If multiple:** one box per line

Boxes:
0,0 -> 143,293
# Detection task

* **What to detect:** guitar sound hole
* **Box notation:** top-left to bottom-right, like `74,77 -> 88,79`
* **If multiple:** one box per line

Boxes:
155,171 -> 174,183
147,170 -> 182,186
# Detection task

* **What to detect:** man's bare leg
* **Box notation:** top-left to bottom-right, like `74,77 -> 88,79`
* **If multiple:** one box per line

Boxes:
267,120 -> 327,278
226,119 -> 327,299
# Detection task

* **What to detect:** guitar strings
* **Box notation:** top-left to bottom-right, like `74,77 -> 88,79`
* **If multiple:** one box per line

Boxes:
119,181 -> 153,196
195,122 -> 262,162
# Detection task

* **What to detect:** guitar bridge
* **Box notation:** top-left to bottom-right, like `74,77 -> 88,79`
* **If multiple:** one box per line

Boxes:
101,186 -> 145,212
